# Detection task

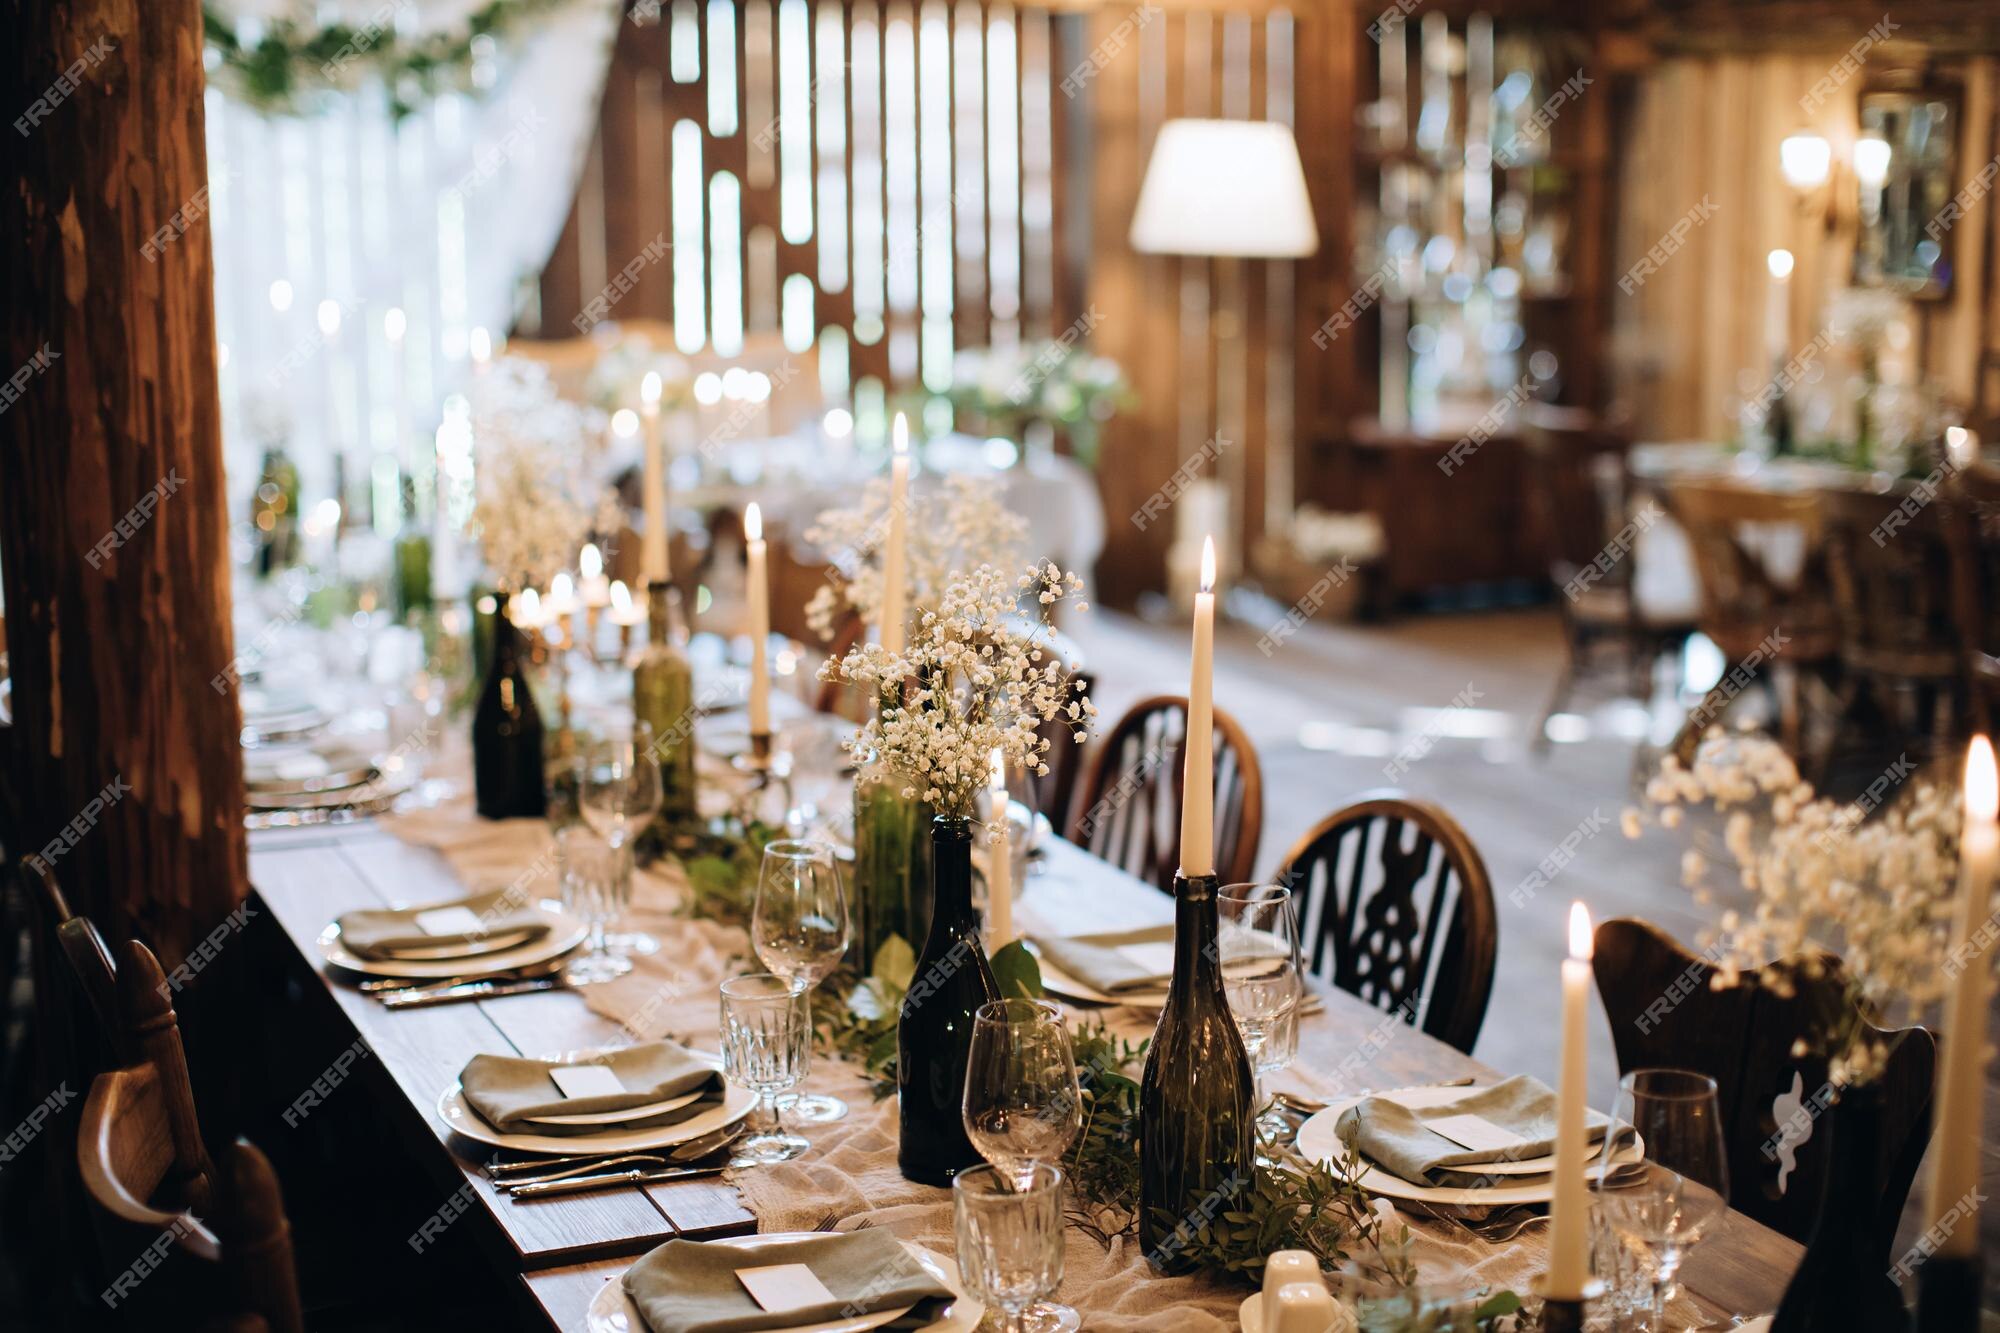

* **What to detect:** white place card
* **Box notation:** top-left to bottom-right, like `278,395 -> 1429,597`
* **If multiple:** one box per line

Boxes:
547,1065 -> 626,1099
736,1263 -> 838,1313
1117,942 -> 1177,977
1426,1113 -> 1532,1154
413,905 -> 485,937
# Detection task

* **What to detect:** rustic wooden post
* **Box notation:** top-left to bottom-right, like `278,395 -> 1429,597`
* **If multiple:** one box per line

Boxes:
0,0 -> 247,970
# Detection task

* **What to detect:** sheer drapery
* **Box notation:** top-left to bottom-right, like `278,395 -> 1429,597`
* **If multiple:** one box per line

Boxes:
203,0 -> 623,518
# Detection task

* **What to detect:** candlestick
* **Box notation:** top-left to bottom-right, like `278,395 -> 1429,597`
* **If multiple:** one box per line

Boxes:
1179,537 -> 1216,878
1926,736 -> 1996,1253
988,748 -> 1013,947
641,372 -> 670,586
607,578 -> 643,658
745,502 -> 771,738
579,543 -> 611,607
544,571 -> 578,620
469,325 -> 492,374
881,413 -> 910,655
1766,249 -> 1794,363
510,586 -> 547,631
1547,901 -> 1594,1300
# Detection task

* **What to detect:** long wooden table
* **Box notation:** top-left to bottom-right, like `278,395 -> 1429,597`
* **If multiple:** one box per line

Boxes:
252,820 -> 1801,1330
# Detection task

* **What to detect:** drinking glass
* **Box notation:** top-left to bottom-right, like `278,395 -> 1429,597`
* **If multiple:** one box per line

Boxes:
952,1164 -> 1066,1333
751,839 -> 850,1123
580,722 -> 664,958
963,1000 -> 1083,1333
556,825 -> 629,983
1591,1069 -> 1730,1331
718,973 -> 811,1166
1217,884 -> 1303,1151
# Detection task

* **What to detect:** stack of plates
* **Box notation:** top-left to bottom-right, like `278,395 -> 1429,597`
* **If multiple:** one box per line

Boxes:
315,907 -> 588,983
1294,1086 -> 1645,1207
241,686 -> 329,747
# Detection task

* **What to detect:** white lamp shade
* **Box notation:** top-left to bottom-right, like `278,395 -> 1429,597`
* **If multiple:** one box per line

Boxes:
1129,118 -> 1319,258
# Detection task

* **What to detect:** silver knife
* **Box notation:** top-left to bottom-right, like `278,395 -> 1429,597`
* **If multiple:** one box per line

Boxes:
506,1163 -> 729,1199
379,976 -> 565,1008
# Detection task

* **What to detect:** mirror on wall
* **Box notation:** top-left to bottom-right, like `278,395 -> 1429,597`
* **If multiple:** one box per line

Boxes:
1852,84 -> 1959,299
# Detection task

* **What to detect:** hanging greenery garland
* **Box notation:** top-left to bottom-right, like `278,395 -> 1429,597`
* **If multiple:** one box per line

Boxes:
202,0 -> 587,119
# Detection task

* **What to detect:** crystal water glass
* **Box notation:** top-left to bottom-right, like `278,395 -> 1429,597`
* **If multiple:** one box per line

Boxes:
556,824 -> 629,983
952,1163 -> 1066,1333
718,973 -> 811,1166
1218,883 -> 1303,1150
751,838 -> 850,1123
1592,1069 -> 1730,1331
579,722 -> 664,959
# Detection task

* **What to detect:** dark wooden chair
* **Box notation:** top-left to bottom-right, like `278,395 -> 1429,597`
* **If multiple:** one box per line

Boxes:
1591,918 -> 1935,1257
1065,694 -> 1262,893
78,939 -> 303,1332
20,859 -> 124,1056
1519,405 -> 1692,749
1661,479 -> 1842,765
1948,459 -> 2000,733
1819,484 -> 1970,759
1273,792 -> 1496,1054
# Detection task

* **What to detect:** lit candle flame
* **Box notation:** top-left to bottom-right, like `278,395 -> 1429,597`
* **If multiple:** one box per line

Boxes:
1766,248 -> 1795,281
580,543 -> 602,579
745,502 -> 763,543
547,572 -> 575,610
1199,536 -> 1216,595
892,411 -> 908,456
610,580 -> 632,614
469,326 -> 491,363
642,371 -> 663,408
1568,902 -> 1593,961
1969,735 -> 1998,825
513,587 -> 542,626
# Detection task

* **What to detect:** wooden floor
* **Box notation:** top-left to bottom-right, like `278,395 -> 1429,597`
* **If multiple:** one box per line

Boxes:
1066,601 -> 2000,1289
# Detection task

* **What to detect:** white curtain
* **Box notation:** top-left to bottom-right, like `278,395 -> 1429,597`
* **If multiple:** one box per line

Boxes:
203,0 -> 623,518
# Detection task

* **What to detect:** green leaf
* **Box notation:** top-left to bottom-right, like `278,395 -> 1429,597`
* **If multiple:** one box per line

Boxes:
989,939 -> 1045,999
1471,1291 -> 1523,1323
871,934 -> 917,991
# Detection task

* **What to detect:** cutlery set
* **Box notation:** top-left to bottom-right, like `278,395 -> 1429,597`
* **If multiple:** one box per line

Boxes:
359,957 -> 573,1008
483,1124 -> 746,1199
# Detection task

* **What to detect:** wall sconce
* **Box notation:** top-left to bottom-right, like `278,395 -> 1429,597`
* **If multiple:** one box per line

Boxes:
1780,132 -> 1832,191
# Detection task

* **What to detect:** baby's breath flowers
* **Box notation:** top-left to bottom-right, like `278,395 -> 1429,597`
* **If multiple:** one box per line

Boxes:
471,359 -> 622,593
1629,730 -> 1984,1083
823,561 -> 1095,819
802,474 -> 1029,641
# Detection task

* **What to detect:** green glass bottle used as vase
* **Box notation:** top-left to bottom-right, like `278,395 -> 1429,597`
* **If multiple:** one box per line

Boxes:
851,749 -> 934,967
632,580 -> 699,835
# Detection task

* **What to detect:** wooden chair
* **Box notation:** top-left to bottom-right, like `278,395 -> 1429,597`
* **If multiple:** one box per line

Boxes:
1273,792 -> 1496,1054
20,859 -> 124,1056
78,939 -> 303,1331
1661,479 -> 1842,765
1519,405 -> 1692,748
1591,918 -> 1934,1257
1065,695 -> 1262,893
1819,484 -> 1970,759
1948,459 -> 2000,733
1033,669 -> 1095,832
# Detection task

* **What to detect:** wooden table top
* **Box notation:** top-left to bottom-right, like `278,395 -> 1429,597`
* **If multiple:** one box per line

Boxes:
252,821 -> 1801,1332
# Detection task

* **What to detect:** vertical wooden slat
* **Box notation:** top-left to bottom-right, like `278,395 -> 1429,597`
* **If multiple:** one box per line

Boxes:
1019,7 -> 1055,339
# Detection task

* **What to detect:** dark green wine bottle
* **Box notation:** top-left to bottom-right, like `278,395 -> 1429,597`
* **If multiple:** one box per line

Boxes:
472,593 -> 547,820
1138,872 -> 1254,1273
897,815 -> 999,1185
632,580 -> 697,829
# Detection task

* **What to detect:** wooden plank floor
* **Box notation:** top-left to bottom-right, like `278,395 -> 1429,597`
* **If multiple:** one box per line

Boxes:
1065,602 -> 2000,1300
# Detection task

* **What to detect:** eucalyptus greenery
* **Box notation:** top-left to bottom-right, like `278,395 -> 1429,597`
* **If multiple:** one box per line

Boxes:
202,0 -> 579,119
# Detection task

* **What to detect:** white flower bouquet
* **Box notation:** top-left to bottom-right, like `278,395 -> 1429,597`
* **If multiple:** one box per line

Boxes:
471,358 -> 623,592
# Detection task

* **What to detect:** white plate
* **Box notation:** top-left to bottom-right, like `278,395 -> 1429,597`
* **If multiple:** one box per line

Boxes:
1031,952 -> 1168,1009
1294,1086 -> 1646,1207
437,1055 -> 754,1154
316,910 -> 586,979
371,929 -> 539,962
585,1234 -> 982,1333
526,1087 -> 705,1128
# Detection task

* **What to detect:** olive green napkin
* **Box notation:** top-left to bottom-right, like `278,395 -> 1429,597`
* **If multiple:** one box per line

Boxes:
622,1229 -> 955,1333
459,1041 -> 724,1136
1030,925 -> 1175,994
1334,1074 -> 1617,1188
334,889 -> 550,961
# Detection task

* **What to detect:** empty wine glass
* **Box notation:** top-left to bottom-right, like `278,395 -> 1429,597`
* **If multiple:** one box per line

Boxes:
556,824 -> 628,983
1218,884 -> 1303,1152
580,722 -> 664,959
1592,1069 -> 1730,1331
752,839 -> 850,1123
952,1164 -> 1066,1333
718,973 -> 811,1166
963,1000 -> 1083,1333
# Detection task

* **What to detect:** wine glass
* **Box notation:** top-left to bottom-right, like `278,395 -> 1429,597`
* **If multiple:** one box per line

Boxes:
751,839 -> 850,1123
555,824 -> 628,983
952,1163 -> 1066,1333
1591,1069 -> 1730,1330
963,1000 -> 1082,1333
718,972 -> 811,1166
1217,884 -> 1303,1153
580,722 -> 664,959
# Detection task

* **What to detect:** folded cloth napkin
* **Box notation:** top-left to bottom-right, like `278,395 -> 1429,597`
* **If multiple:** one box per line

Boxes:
1030,925 -> 1175,995
1335,1075 -> 1617,1188
459,1042 -> 724,1136
334,890 -> 550,960
623,1229 -> 955,1333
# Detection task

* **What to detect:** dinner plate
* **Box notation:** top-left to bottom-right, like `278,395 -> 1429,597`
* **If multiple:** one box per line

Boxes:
370,929 -> 539,962
584,1234 -> 982,1333
1293,1086 -> 1646,1207
316,910 -> 586,979
437,1054 -> 754,1154
525,1087 -> 705,1128
1033,956 -> 1168,1009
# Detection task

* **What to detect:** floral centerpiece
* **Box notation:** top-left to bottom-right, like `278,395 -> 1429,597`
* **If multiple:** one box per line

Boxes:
471,358 -> 621,594
947,340 -> 1133,465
